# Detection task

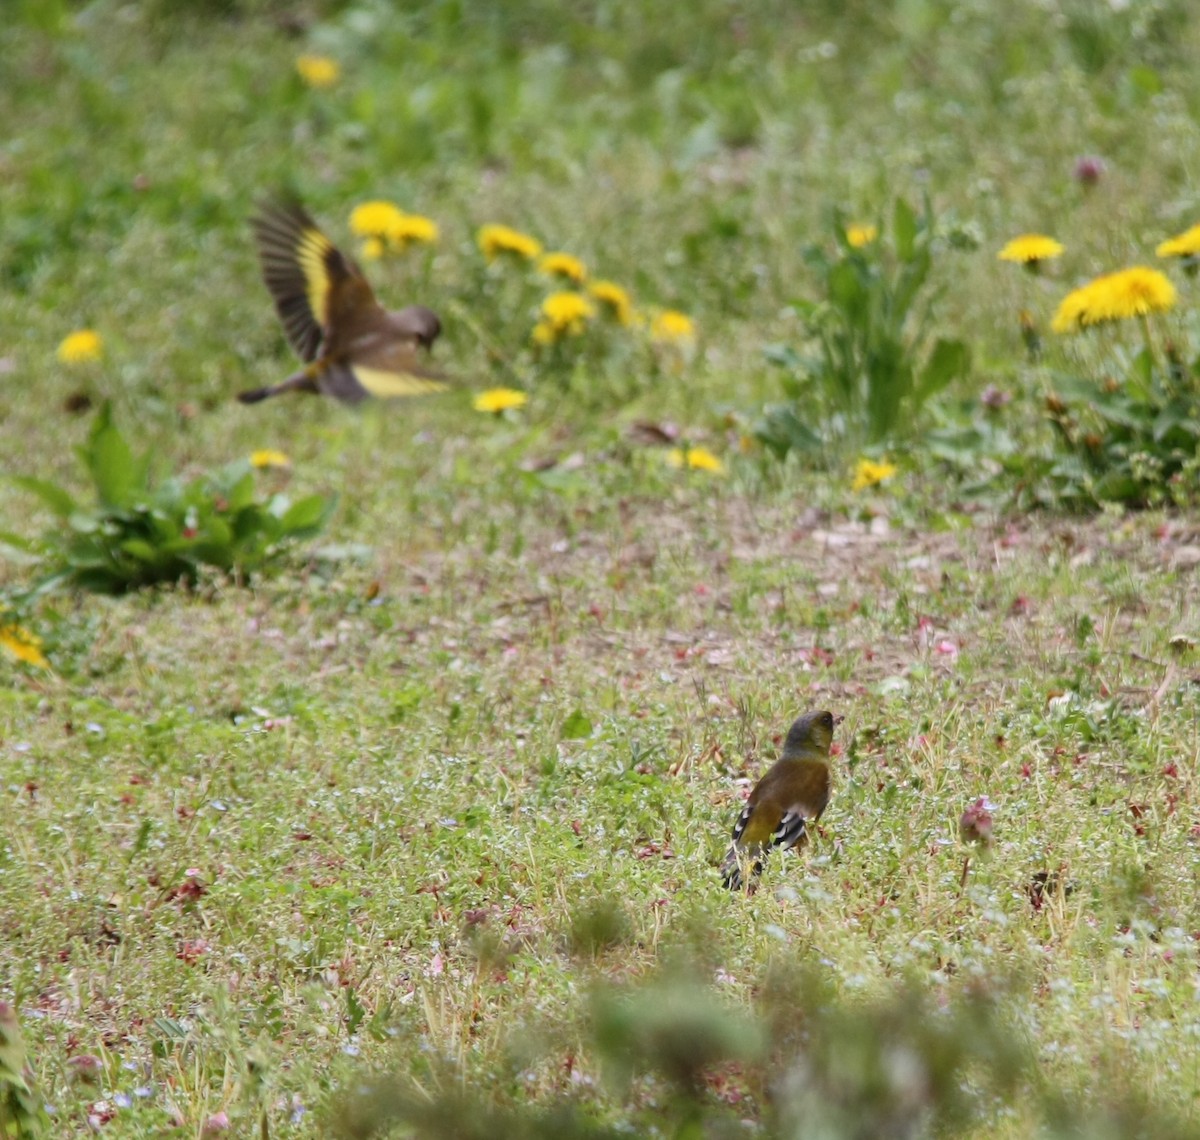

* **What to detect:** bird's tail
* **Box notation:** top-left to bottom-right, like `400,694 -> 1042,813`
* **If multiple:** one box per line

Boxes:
236,386 -> 274,404
237,369 -> 318,405
721,846 -> 764,892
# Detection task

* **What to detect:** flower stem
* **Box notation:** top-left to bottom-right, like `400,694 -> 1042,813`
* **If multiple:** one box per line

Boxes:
1139,312 -> 1157,368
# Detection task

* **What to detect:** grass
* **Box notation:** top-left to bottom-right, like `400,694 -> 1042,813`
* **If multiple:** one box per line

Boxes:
6,0 -> 1200,1135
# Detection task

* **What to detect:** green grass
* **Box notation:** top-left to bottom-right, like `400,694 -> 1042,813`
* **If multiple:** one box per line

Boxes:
6,1 -> 1200,1135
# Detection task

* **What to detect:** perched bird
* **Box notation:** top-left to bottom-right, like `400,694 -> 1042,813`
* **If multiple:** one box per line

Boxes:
721,709 -> 836,891
239,197 -> 449,405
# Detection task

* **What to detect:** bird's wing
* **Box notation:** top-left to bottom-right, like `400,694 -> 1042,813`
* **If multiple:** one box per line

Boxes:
336,337 -> 451,400
721,846 -> 756,891
253,199 -> 375,363
771,811 -> 809,852
730,797 -> 782,848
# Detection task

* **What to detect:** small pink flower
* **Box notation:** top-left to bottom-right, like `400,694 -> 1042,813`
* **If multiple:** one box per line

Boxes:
980,384 -> 1011,409
1074,155 -> 1106,187
202,1112 -> 231,1135
960,797 -> 995,846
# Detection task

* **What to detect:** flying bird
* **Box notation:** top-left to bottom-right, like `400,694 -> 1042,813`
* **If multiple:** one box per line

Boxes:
239,197 -> 449,405
721,709 -> 836,891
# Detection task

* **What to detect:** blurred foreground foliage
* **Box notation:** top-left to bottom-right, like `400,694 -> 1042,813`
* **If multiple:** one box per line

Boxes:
328,955 -> 1194,1140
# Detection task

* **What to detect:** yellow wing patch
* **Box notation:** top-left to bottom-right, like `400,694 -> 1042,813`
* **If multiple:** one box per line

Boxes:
352,366 -> 450,399
295,227 -> 335,329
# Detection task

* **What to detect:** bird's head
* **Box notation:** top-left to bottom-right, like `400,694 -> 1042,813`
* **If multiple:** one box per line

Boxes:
782,709 -> 837,759
393,304 -> 443,349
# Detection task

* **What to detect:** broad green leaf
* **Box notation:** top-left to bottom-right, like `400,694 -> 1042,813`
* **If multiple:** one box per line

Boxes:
203,515 -> 233,547
232,505 -> 272,544
753,405 -> 822,459
917,338 -> 971,400
8,475 -> 77,517
120,538 -> 161,563
561,709 -> 594,740
828,260 -> 865,315
892,198 -> 918,260
67,511 -> 101,534
154,1017 -> 188,1040
0,529 -> 46,555
190,542 -> 235,571
223,470 -> 257,513
84,405 -> 139,508
281,494 -> 335,536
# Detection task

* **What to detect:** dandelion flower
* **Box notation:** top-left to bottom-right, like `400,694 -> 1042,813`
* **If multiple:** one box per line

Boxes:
538,291 -> 595,338
57,329 -> 103,364
1052,266 -> 1176,333
1050,287 -> 1092,334
666,446 -> 724,474
388,213 -> 439,249
539,252 -> 587,283
846,224 -> 878,248
473,387 -> 528,414
589,280 -> 635,325
1091,267 -> 1177,320
360,236 -> 386,261
0,613 -> 49,670
478,224 -> 542,261
296,54 -> 339,89
350,200 -> 406,239
1156,224 -> 1200,259
998,234 -> 1064,267
250,449 -> 292,469
851,458 -> 898,491
651,310 -> 696,344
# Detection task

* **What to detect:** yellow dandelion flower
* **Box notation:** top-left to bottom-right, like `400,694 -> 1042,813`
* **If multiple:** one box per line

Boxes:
0,615 -> 49,670
478,223 -> 542,261
589,280 -> 634,325
296,54 -> 339,89
1050,287 -> 1092,334
531,321 -> 557,346
387,213 -> 439,249
666,447 -> 725,474
851,458 -> 898,491
540,291 -> 595,336
57,329 -> 103,364
1156,223 -> 1200,259
350,200 -> 406,239
250,449 -> 292,469
473,387 -> 528,414
1092,267 -> 1177,320
1052,266 -> 1176,334
360,236 -> 386,261
651,310 -> 696,344
998,234 -> 1065,265
539,252 -> 587,283
846,223 -> 878,248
